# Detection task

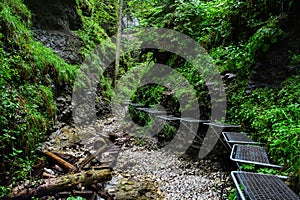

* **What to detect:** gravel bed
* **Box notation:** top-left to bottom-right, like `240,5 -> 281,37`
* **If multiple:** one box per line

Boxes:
114,146 -> 233,199
43,111 -> 235,199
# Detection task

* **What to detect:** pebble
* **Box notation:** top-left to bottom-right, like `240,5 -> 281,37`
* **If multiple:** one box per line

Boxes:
113,147 -> 232,199
43,109 -> 235,199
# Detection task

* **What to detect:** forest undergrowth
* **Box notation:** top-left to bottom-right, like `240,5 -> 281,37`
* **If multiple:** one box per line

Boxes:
0,0 -> 299,197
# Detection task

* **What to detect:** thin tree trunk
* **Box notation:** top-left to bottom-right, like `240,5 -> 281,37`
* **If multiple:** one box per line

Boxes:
113,0 -> 123,87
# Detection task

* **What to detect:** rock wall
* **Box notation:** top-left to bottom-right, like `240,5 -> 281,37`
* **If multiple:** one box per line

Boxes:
248,35 -> 300,91
248,1 -> 300,91
24,0 -> 83,64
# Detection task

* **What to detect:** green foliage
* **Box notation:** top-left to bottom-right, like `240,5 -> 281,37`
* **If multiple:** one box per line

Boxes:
0,83 -> 54,186
211,44 -> 252,75
228,75 -> 300,188
239,165 -> 284,176
74,0 -> 118,102
246,16 -> 286,58
76,0 -> 118,56
257,168 -> 283,176
134,137 -> 146,146
127,0 -> 299,190
160,123 -> 177,138
1,0 -> 299,195
0,0 -> 32,46
0,0 -> 120,195
290,53 -> 300,65
67,196 -> 86,200
240,164 -> 256,171
227,188 -> 237,200
29,42 -> 78,82
133,84 -> 165,107
1,0 -> 77,84
0,0 -> 78,190
0,186 -> 11,198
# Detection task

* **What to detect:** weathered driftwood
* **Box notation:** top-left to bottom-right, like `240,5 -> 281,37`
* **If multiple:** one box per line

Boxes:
9,169 -> 112,200
44,150 -> 76,172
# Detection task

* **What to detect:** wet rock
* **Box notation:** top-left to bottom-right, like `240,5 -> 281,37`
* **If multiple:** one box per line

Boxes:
247,32 -> 300,92
24,0 -> 83,64
104,173 -> 164,200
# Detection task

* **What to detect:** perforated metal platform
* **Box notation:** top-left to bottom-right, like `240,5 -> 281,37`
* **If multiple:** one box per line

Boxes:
136,107 -> 166,114
230,144 -> 281,168
157,115 -> 179,121
231,171 -> 300,200
204,122 -> 240,128
176,117 -> 210,123
222,132 -> 260,148
127,102 -> 144,107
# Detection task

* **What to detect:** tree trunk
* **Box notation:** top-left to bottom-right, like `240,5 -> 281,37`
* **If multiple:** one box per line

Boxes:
113,0 -> 123,87
9,169 -> 112,200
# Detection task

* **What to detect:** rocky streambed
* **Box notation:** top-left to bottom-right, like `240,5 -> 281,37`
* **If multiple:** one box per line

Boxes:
109,146 -> 235,199
40,110 -> 236,199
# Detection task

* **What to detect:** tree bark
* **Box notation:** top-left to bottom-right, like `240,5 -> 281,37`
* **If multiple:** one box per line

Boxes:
9,169 -> 112,200
113,0 -> 123,87
44,150 -> 76,172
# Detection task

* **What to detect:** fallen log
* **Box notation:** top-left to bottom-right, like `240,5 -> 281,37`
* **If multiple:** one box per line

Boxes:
44,150 -> 76,172
9,169 -> 112,200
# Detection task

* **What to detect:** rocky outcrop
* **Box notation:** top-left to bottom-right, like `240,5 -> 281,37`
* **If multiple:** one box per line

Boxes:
24,0 -> 112,128
248,37 -> 300,91
24,0 -> 83,64
247,2 -> 300,91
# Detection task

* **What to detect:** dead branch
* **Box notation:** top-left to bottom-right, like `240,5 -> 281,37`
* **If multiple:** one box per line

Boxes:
9,169 -> 112,200
44,150 -> 76,172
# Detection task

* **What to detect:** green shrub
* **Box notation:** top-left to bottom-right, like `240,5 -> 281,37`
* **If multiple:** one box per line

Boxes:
0,0 -> 78,190
228,75 -> 300,190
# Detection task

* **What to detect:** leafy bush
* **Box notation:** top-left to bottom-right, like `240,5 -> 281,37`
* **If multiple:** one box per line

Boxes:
126,0 -> 299,192
76,0 -> 117,56
228,75 -> 300,190
246,16 -> 286,58
0,0 -> 77,190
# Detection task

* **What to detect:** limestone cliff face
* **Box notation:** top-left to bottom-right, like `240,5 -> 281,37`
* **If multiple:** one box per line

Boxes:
24,0 -> 83,64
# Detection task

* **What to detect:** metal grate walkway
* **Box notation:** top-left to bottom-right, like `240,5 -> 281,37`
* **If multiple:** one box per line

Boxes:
230,144 -> 281,168
235,145 -> 269,163
231,171 -> 300,200
136,107 -> 166,114
157,115 -> 180,121
204,122 -> 240,129
223,132 -> 256,143
177,117 -> 210,123
222,132 -> 260,148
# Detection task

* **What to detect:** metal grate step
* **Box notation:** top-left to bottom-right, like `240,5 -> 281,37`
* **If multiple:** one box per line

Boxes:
231,171 -> 300,200
136,107 -> 166,114
230,144 -> 281,168
222,132 -> 260,148
157,115 -> 180,121
177,117 -> 209,123
204,122 -> 240,128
